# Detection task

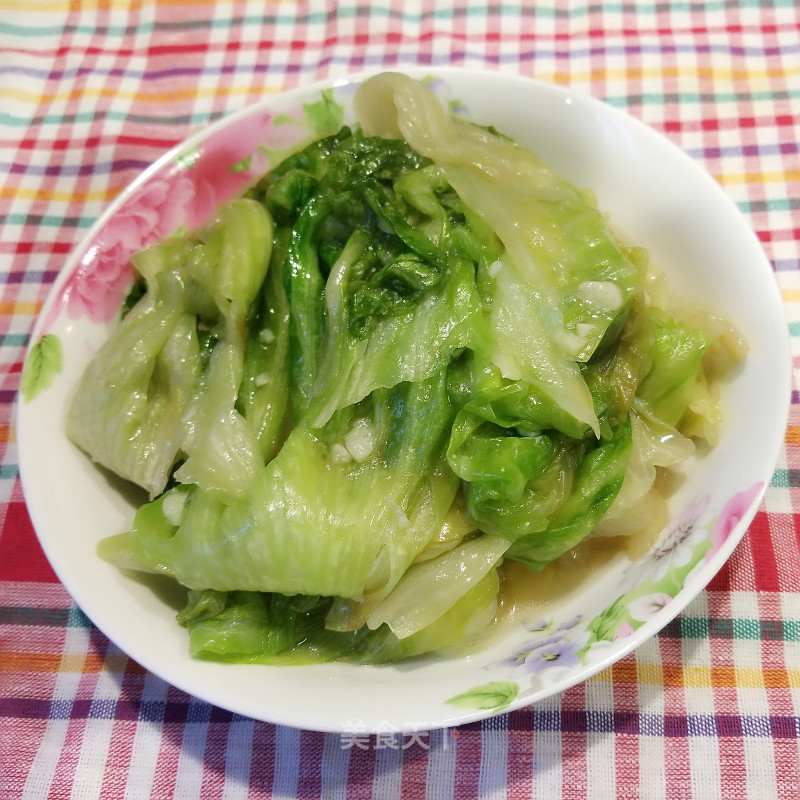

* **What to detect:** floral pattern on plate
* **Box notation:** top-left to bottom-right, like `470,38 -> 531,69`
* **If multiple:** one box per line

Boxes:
21,89 -> 348,402
448,481 -> 763,710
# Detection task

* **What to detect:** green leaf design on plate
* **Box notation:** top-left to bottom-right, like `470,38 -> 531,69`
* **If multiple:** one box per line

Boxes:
446,681 -> 519,711
229,154 -> 253,173
21,333 -> 63,402
303,89 -> 344,136
174,148 -> 200,171
586,594 -> 629,644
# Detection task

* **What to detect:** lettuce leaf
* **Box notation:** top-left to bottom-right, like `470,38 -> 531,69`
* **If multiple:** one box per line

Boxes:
176,569 -> 501,665
104,370 -> 459,600
66,269 -> 202,497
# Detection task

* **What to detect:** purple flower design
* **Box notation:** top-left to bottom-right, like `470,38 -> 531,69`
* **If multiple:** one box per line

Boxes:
523,618 -> 551,633
558,614 -> 583,631
646,494 -> 710,580
505,635 -> 583,674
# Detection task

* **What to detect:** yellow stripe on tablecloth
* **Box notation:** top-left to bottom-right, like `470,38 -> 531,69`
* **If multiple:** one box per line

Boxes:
0,0 -> 230,10
0,301 -> 42,316
715,169 -> 800,186
590,662 -> 800,688
0,84 -> 280,106
0,651 -> 143,673
785,427 -> 800,445
527,65 -> 800,86
0,186 -> 117,204
684,666 -> 800,689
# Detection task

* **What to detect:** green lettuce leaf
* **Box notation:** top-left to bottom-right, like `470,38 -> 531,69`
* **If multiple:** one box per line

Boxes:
66,270 -> 202,497
104,370 -> 459,600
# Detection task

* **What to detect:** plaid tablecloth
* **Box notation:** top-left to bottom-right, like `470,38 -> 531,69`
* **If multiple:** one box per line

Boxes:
1,2 -> 799,798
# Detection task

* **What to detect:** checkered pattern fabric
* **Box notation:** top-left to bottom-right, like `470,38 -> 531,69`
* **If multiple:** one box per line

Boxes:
1,2 -> 799,798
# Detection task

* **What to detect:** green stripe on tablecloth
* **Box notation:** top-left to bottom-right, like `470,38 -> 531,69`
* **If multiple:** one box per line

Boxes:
0,334 -> 29,348
737,198 -> 799,214
0,110 -> 196,128
2,214 -> 93,228
771,469 -> 800,489
2,605 -> 797,640
0,606 -> 92,628
0,465 -> 18,480
1,0 -> 798,38
1,0 -> 798,39
663,617 -> 800,641
2,96 -> 797,130
605,90 -> 800,108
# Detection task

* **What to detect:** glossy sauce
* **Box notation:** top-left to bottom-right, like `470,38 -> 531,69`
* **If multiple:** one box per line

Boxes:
490,491 -> 667,641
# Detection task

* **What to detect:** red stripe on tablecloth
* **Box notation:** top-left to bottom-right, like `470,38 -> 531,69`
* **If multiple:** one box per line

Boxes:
706,584 -> 744,794
295,729 -> 325,799
0,499 -> 59,583
506,723 -> 533,800
706,586 -> 751,795
1,241 -> 74,257
247,723 -> 276,796
707,510 -> 786,596
771,513 -> 800,592
14,134 -> 179,153
612,659 -> 640,798
718,729 -> 748,795
747,512 -> 781,592
1,716 -> 50,793
149,698 -> 183,798
453,723 -> 482,798
346,743 -> 376,800
758,590 -> 800,793
97,719 -> 137,798
400,742 -> 428,800
198,718 -> 228,799
659,634 -> 692,799
561,680 -> 587,799
772,739 -> 800,798
707,556 -> 732,594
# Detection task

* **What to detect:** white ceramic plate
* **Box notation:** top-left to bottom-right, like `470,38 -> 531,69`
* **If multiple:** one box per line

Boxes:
18,67 -> 790,734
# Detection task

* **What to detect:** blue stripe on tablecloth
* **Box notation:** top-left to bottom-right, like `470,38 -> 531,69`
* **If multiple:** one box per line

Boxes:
1,696 -> 799,737
1,38 -> 797,87
1,271 -> 61,286
1,0 -> 798,41
0,160 -> 152,178
2,214 -> 93,228
3,141 -> 796,182
3,603 -> 797,640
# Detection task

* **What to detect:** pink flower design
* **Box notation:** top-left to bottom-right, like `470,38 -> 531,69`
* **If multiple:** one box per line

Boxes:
614,620 -> 635,640
706,482 -> 764,561
63,175 -> 196,323
52,104 -> 316,327
58,111 -> 286,325
182,111 -> 278,229
628,592 -> 673,623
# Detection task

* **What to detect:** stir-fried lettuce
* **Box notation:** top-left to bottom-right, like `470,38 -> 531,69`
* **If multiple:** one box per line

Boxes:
69,73 -> 745,666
